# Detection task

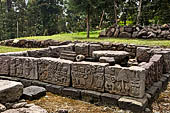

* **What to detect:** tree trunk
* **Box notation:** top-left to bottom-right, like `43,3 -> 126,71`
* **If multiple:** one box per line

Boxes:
136,0 -> 142,25
99,10 -> 105,29
87,8 -> 90,38
114,0 -> 118,25
7,0 -> 12,12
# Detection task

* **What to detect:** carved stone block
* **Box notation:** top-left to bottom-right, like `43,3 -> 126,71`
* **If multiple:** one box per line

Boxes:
136,47 -> 151,63
105,66 -> 146,98
75,43 -> 89,56
0,56 -> 12,75
38,58 -> 72,87
10,57 -> 38,80
71,62 -> 109,92
149,54 -> 163,81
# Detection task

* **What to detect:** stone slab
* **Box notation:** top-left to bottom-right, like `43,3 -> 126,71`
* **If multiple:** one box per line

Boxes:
81,90 -> 101,104
105,65 -> 146,98
49,43 -> 74,58
0,80 -> 23,103
38,58 -> 72,87
136,47 -> 151,63
0,56 -> 12,75
22,86 -> 46,100
101,93 -> 120,106
46,84 -> 64,95
71,61 -> 109,92
118,96 -> 148,112
75,43 -> 89,57
92,51 -> 129,64
62,87 -> 81,99
10,57 -> 38,80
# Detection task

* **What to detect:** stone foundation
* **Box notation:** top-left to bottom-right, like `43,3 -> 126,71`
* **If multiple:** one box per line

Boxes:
0,42 -> 170,112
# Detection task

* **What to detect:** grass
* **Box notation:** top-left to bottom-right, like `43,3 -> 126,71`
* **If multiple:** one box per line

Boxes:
16,31 -> 170,47
0,46 -> 38,53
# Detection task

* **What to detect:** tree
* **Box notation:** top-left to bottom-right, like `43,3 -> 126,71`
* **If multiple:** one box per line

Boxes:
68,0 -> 100,38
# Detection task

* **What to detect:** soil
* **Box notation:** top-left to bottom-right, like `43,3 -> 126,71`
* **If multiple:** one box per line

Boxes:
28,81 -> 170,113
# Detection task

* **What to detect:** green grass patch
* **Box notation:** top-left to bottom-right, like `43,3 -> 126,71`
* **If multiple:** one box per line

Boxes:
0,46 -> 38,53
17,31 -> 170,47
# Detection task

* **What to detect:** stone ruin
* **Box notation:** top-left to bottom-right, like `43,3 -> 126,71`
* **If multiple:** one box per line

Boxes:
0,41 -> 170,112
99,24 -> 170,39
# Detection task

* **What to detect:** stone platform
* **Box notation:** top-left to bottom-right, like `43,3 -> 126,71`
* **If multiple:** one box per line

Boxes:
0,42 -> 170,112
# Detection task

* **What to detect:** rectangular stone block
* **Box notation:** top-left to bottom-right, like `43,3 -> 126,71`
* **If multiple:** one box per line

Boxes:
140,62 -> 155,89
149,54 -> 163,81
118,96 -> 148,112
75,43 -> 89,57
154,50 -> 170,73
10,57 -> 38,80
27,48 -> 51,58
89,44 -> 102,57
81,90 -> 101,104
105,66 -> 146,98
49,44 -> 74,58
46,84 -> 64,95
101,93 -> 120,106
71,62 -> 109,92
38,58 -> 72,87
0,56 -> 12,75
62,87 -> 81,99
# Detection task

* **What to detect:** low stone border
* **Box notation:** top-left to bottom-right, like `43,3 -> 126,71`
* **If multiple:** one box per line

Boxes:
0,73 -> 169,112
99,24 -> 170,39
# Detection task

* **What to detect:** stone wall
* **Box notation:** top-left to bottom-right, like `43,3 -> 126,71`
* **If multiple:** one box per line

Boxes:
0,41 -> 138,58
99,24 -> 170,39
0,42 -> 170,112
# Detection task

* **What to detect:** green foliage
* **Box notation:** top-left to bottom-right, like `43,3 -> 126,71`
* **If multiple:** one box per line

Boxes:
0,46 -> 38,53
0,0 -> 170,40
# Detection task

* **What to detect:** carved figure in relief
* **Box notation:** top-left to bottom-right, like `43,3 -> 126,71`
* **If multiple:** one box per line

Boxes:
117,69 -> 129,93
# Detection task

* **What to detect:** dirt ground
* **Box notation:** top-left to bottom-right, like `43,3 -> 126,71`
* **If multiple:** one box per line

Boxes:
28,81 -> 170,113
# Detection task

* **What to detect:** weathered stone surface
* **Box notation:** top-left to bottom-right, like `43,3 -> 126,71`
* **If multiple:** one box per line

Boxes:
27,48 -> 50,58
2,105 -> 48,113
153,50 -> 170,73
46,84 -> 63,95
32,80 -> 49,88
118,96 -> 148,111
49,43 -> 74,58
10,57 -> 38,80
149,54 -> 163,81
0,51 -> 28,57
60,50 -> 77,61
101,93 -> 120,106
22,86 -> 46,100
140,62 -> 155,88
76,55 -> 85,62
38,58 -> 72,86
99,57 -> 115,65
92,51 -> 129,65
136,47 -> 151,62
62,87 -> 81,99
71,62 -> 109,92
75,43 -> 89,56
105,66 -> 146,98
119,32 -> 131,38
0,57 -> 12,75
81,90 -> 101,104
0,103 -> 6,112
0,80 -> 23,103
89,44 -> 102,56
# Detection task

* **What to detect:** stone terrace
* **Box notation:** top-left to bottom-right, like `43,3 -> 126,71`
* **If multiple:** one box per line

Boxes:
0,41 -> 170,112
